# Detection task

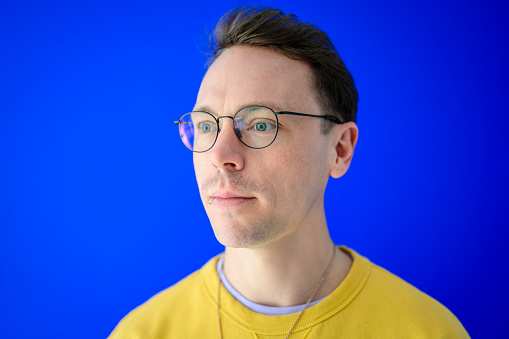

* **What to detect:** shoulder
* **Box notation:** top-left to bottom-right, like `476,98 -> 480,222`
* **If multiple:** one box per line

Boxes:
368,264 -> 450,312
350,250 -> 469,337
108,256 -> 220,339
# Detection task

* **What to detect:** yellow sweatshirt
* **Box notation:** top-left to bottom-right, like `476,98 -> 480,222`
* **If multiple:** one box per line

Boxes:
109,246 -> 469,338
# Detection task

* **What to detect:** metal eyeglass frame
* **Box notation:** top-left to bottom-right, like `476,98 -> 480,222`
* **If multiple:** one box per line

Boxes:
174,105 -> 343,153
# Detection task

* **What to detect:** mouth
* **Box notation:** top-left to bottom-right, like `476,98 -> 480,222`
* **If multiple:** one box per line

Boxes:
208,191 -> 255,208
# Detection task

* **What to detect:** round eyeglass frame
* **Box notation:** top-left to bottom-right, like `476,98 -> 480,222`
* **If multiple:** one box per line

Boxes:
174,105 -> 343,153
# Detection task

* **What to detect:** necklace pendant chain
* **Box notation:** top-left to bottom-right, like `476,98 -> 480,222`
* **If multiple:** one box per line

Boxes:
217,242 -> 337,339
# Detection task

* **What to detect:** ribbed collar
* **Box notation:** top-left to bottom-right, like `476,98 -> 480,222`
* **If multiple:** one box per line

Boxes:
201,246 -> 372,336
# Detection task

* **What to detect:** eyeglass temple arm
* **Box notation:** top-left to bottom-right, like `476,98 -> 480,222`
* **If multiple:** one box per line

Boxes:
276,111 -> 343,124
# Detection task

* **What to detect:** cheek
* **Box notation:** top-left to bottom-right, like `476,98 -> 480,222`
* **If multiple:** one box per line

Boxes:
280,142 -> 329,201
193,154 -> 210,188
271,146 -> 325,196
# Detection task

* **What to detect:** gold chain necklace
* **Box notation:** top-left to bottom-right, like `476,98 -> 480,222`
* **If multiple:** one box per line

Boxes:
217,243 -> 336,339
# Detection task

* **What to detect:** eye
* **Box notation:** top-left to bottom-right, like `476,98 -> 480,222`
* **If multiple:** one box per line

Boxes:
197,122 -> 216,133
248,120 -> 276,132
255,122 -> 267,131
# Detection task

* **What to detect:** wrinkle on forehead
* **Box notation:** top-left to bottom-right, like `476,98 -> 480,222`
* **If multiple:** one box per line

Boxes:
195,46 -> 321,117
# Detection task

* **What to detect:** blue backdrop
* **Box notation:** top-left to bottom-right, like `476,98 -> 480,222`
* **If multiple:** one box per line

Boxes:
1,1 -> 508,338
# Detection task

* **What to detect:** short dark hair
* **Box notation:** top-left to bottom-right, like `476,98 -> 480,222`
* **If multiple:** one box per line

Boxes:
208,6 -> 358,131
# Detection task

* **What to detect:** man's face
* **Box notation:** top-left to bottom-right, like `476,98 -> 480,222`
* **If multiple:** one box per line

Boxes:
193,46 -> 336,249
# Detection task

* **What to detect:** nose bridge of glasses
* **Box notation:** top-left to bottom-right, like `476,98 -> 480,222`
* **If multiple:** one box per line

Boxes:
215,115 -> 235,131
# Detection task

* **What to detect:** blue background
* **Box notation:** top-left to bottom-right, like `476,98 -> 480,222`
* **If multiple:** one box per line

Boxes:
1,0 -> 508,338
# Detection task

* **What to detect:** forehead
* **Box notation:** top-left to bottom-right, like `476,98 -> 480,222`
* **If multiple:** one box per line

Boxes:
195,46 -> 321,115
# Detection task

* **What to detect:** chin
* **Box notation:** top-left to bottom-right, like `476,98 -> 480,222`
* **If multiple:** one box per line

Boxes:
211,217 -> 283,249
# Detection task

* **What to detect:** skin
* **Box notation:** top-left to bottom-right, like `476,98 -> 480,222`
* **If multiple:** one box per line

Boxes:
193,46 -> 359,307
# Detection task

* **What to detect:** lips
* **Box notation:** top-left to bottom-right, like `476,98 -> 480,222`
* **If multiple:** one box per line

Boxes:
209,190 -> 255,208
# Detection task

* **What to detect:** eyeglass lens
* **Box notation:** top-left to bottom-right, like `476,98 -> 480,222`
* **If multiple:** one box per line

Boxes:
178,106 -> 278,152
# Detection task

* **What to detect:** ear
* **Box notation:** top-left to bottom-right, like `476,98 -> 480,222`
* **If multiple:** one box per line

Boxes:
329,122 -> 359,179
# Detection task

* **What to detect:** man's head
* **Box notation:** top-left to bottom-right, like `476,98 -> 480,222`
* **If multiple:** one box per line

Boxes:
190,6 -> 358,249
208,6 -> 358,131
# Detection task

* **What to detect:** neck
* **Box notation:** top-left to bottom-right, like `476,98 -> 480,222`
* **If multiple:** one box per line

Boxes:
222,213 -> 352,307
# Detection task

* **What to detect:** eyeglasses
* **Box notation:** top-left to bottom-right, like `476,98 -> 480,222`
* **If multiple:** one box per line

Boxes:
174,105 -> 342,153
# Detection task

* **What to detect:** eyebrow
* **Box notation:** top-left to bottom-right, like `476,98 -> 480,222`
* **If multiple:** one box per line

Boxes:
192,102 -> 287,115
192,105 -> 216,114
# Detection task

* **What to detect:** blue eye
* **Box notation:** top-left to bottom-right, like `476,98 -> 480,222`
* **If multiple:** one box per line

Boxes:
248,120 -> 276,132
199,123 -> 214,133
255,122 -> 267,131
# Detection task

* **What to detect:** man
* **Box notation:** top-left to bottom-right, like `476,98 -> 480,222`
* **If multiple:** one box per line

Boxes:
109,6 -> 469,338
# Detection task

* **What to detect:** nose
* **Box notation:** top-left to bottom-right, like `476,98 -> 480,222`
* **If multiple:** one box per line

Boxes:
208,116 -> 245,171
